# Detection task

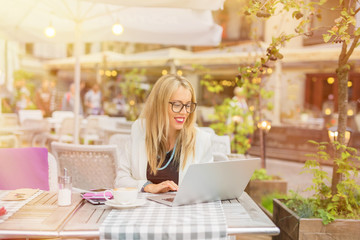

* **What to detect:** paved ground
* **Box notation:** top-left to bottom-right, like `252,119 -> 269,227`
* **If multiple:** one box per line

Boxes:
265,157 -> 333,198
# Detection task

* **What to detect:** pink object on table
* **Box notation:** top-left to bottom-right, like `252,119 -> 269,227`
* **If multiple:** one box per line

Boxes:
0,148 -> 49,190
82,191 -> 113,200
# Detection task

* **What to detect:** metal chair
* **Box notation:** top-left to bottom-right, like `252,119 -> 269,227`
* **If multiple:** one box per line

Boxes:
51,142 -> 118,191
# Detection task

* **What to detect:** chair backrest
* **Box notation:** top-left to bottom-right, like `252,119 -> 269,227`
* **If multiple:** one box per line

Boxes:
48,152 -> 58,191
116,121 -> 133,130
0,113 -> 18,127
109,134 -> 131,151
109,134 -> 131,187
52,111 -> 74,122
58,117 -> 80,136
84,118 -> 99,134
0,135 -> 19,148
211,134 -> 231,155
18,110 -> 43,124
22,119 -> 50,132
0,147 -> 54,190
199,127 -> 215,135
51,142 -> 118,190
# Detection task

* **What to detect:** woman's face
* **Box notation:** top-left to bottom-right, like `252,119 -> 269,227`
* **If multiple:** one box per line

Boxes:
168,86 -> 192,133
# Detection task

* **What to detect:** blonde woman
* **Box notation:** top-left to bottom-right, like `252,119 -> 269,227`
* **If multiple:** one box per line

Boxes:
117,74 -> 213,193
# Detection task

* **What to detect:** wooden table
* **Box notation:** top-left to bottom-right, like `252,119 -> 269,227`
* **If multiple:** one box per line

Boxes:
0,192 -> 83,238
0,191 -> 279,239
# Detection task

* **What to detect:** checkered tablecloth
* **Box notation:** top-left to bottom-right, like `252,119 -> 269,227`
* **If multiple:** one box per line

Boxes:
0,190 -> 42,223
100,194 -> 227,240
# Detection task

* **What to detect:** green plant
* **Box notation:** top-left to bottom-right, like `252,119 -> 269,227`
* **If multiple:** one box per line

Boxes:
284,140 -> 360,224
195,65 -> 255,154
118,68 -> 148,121
208,97 -> 255,154
261,192 -> 288,214
251,168 -> 273,181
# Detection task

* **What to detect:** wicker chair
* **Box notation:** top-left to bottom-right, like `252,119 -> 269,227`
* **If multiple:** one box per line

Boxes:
51,142 -> 118,191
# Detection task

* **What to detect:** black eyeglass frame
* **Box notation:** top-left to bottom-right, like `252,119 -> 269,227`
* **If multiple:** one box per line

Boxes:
168,101 -> 197,113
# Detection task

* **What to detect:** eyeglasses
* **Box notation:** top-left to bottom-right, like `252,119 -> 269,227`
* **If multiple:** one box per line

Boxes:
169,101 -> 197,113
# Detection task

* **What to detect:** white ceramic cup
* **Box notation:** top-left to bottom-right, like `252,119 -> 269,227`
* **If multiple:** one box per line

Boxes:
104,187 -> 138,205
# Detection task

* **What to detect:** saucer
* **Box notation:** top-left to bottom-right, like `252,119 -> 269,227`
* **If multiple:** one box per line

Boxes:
105,199 -> 147,209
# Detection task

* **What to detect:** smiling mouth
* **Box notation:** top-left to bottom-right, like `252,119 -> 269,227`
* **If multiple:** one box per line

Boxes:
174,117 -> 185,123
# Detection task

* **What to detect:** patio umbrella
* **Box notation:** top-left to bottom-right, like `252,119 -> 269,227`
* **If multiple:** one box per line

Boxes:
0,0 -> 224,143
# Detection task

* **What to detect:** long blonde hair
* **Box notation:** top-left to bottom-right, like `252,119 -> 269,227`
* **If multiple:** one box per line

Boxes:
140,74 -> 197,175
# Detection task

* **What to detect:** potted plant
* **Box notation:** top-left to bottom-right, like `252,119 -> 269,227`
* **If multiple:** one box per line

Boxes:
245,168 -> 287,206
272,140 -> 360,239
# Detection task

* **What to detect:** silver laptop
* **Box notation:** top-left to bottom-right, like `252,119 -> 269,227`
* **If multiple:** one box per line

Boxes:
147,158 -> 260,206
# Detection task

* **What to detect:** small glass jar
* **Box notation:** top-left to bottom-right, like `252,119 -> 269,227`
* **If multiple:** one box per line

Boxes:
58,175 -> 72,206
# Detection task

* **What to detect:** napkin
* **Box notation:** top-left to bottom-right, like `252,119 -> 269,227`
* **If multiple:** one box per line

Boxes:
1,188 -> 39,201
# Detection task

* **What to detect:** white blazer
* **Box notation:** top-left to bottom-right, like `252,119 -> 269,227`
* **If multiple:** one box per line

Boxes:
116,119 -> 213,191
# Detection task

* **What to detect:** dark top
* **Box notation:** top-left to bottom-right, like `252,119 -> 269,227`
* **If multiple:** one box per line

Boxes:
147,149 -> 179,185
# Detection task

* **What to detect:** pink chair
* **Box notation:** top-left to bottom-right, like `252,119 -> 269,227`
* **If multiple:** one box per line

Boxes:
0,147 -> 57,191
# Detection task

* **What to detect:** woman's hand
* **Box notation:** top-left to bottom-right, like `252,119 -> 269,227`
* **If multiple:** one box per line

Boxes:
144,180 -> 178,194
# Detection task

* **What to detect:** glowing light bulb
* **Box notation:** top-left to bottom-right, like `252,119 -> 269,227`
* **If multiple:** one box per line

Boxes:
44,25 -> 56,38
325,108 -> 332,115
112,23 -> 124,35
177,70 -> 183,76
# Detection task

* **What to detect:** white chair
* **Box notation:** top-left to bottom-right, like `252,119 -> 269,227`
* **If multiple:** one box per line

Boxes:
48,152 -> 58,191
51,142 -> 118,191
18,110 -> 43,125
211,134 -> 231,154
0,135 -> 19,148
211,134 -> 231,162
199,127 -> 215,135
20,119 -> 50,146
116,121 -> 133,130
108,133 -> 131,163
52,111 -> 74,121
0,113 -> 18,127
53,117 -> 82,143
81,117 -> 102,145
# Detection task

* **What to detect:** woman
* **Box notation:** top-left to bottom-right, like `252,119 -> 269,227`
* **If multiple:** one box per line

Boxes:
117,74 -> 213,193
